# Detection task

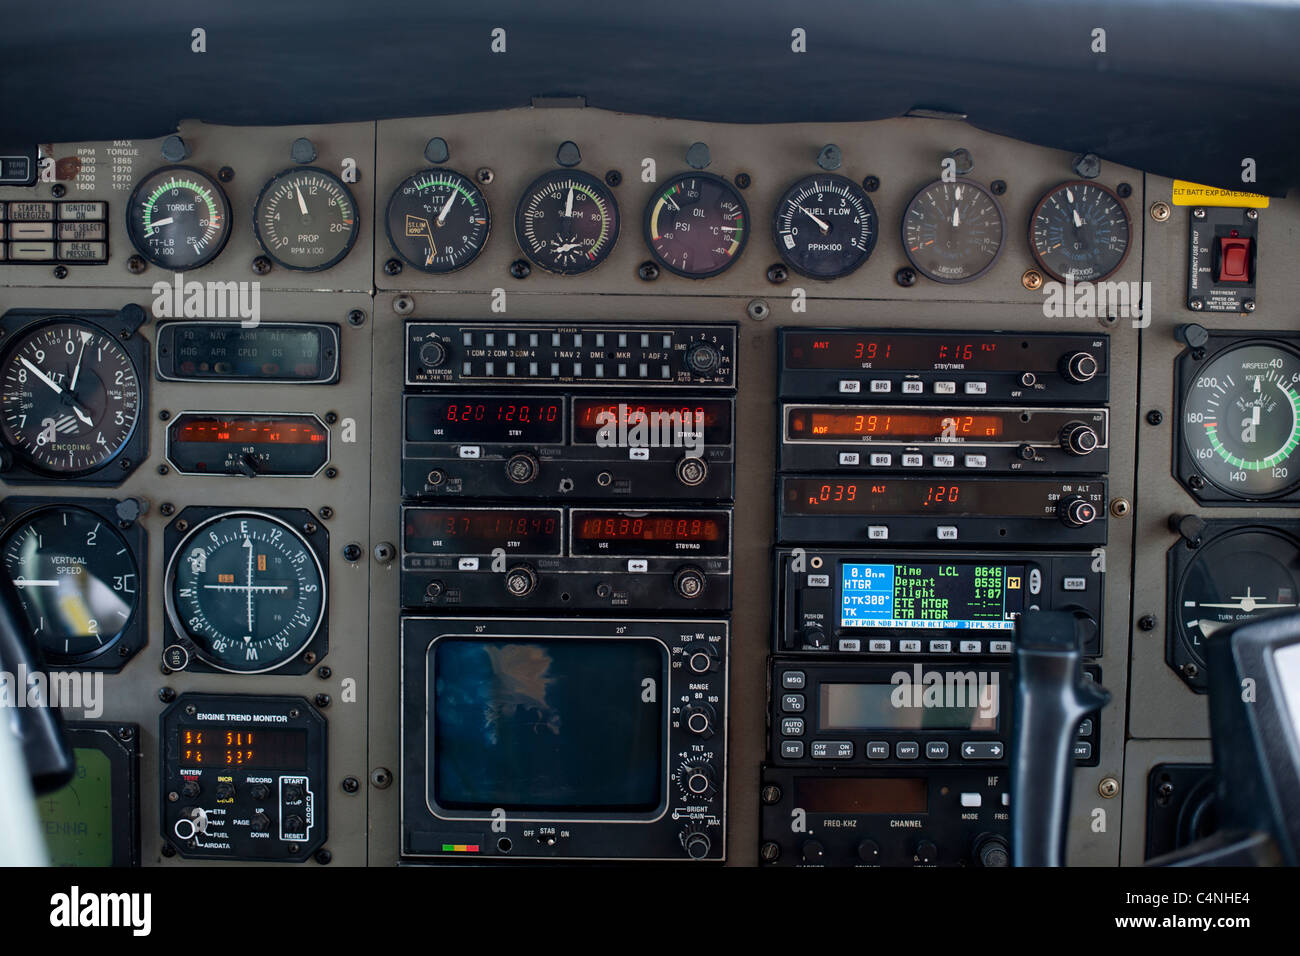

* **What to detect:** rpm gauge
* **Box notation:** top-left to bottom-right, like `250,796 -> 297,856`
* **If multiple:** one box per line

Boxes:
126,165 -> 231,270
514,169 -> 620,275
165,511 -> 325,674
644,172 -> 748,278
0,319 -> 142,475
1181,342 -> 1300,499
773,174 -> 878,279
901,178 -> 1004,283
1029,181 -> 1131,282
253,167 -> 358,271
385,168 -> 490,273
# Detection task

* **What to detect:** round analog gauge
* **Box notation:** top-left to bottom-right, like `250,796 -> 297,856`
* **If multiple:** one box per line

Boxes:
1029,181 -> 1131,282
165,512 -> 325,674
514,169 -> 620,275
1,506 -> 140,665
385,168 -> 490,273
253,166 -> 359,271
1173,527 -> 1300,670
901,178 -> 1005,283
1182,343 -> 1300,499
772,174 -> 878,279
644,172 -> 749,278
0,319 -> 142,475
126,165 -> 231,269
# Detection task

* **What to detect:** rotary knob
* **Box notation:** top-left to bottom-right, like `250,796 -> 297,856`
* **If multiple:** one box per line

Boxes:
801,840 -> 826,863
801,625 -> 827,649
673,566 -> 707,600
1057,495 -> 1098,528
914,839 -> 938,864
1062,351 -> 1100,383
1060,422 -> 1100,456
504,565 -> 538,597
975,835 -> 1010,867
684,342 -> 721,375
683,832 -> 712,860
681,761 -> 717,799
682,702 -> 715,737
857,839 -> 881,863
685,643 -> 720,674
675,455 -> 709,486
505,452 -> 540,484
419,340 -> 447,369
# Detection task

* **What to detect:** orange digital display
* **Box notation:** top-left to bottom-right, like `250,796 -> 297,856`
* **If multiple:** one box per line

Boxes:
178,728 -> 307,768
788,408 -> 1004,441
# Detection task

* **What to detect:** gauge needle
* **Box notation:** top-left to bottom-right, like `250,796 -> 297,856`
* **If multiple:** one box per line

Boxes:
12,578 -> 59,587
800,206 -> 830,234
20,357 -> 66,396
68,330 -> 91,392
295,184 -> 309,216
951,205 -> 961,228
1072,208 -> 1084,228
552,242 -> 581,254
146,216 -> 174,236
564,187 -> 574,219
243,536 -> 255,634
436,191 -> 456,227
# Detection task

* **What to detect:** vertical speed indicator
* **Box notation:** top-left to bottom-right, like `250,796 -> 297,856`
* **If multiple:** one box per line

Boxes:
514,169 -> 620,275
644,172 -> 748,278
385,168 -> 490,274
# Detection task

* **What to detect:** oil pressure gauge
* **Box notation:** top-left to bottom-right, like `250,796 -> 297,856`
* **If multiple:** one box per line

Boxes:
644,172 -> 748,278
901,178 -> 1004,283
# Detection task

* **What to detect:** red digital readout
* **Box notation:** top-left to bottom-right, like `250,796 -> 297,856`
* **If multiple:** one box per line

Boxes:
173,417 -> 327,445
788,410 -> 1004,440
442,401 -> 561,424
574,515 -> 721,542
799,481 -> 962,507
574,402 -> 719,428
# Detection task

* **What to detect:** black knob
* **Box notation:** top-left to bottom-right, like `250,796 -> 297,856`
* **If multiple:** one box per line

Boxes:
1063,351 -> 1100,383
857,839 -> 881,863
684,832 -> 711,859
682,762 -> 716,798
683,703 -> 715,737
686,643 -> 719,674
801,840 -> 826,863
284,814 -> 305,832
684,342 -> 721,374
675,455 -> 709,486
801,625 -> 827,649
181,779 -> 201,799
914,839 -> 938,864
1058,496 -> 1098,527
505,565 -> 537,597
251,812 -> 271,833
1017,443 -> 1037,461
1061,422 -> 1100,456
419,341 -> 447,368
214,781 -> 235,801
976,835 -> 1010,867
250,783 -> 271,802
505,452 -> 539,484
283,784 -> 303,803
673,566 -> 707,600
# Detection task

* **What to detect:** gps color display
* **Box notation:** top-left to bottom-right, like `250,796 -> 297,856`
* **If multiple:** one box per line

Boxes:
840,562 -> 1023,630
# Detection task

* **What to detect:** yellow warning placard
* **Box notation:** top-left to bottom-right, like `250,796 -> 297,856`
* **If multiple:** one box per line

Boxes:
1171,180 -> 1269,208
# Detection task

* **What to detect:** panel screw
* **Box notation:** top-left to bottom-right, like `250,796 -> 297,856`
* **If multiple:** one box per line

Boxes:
161,844 -> 176,858
160,502 -> 175,516
347,309 -> 366,326
384,258 -> 403,276
1188,474 -> 1205,490
342,776 -> 360,794
761,785 -> 782,804
157,464 -> 169,475
604,169 -> 622,187
637,261 -> 660,281
127,255 -> 147,274
760,842 -> 782,862
374,541 -> 396,563
766,264 -> 788,284
1182,662 -> 1199,678
318,506 -> 333,520
1243,299 -> 1256,312
475,167 -> 494,185
158,687 -> 177,703
1146,410 -> 1163,426
1116,182 -> 1132,198
370,768 -> 393,789
895,267 -> 917,287
315,849 -> 332,865
990,179 -> 1007,195
185,704 -> 197,715
51,183 -> 67,198
325,468 -> 338,479
1192,207 -> 1206,219
1150,201 -> 1171,222
218,166 -> 235,183
747,299 -> 770,321
863,175 -> 880,192
303,521 -> 317,534
510,259 -> 531,279
174,517 -> 187,531
1022,269 -> 1044,291
317,666 -> 332,679
1246,209 -> 1259,221
393,295 -> 414,315
343,543 -> 363,562
1110,498 -> 1131,517
1099,777 -> 1119,799
734,172 -> 751,189
252,256 -> 272,275
53,265 -> 68,280
1189,298 -> 1204,311
325,411 -> 339,424
1138,615 -> 1157,631
302,652 -> 317,666
315,693 -> 331,708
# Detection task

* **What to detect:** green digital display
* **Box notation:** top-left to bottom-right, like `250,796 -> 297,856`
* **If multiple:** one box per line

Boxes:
39,747 -> 115,867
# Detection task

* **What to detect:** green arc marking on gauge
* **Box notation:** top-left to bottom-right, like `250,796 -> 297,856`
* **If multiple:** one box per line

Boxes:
565,181 -> 612,248
413,176 -> 479,208
142,178 -> 221,225
1203,384 -> 1300,469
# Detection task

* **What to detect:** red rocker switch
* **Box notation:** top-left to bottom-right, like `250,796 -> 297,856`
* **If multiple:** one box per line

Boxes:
1217,236 -> 1252,282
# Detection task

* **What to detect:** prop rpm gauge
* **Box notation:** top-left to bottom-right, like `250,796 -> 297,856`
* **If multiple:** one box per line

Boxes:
126,165 -> 231,269
644,172 -> 748,278
165,512 -> 325,674
901,178 -> 1004,283
773,174 -> 878,279
1171,526 -> 1300,687
514,169 -> 620,275
1182,343 -> 1300,499
253,167 -> 359,271
1,506 -> 140,665
1029,181 -> 1131,281
0,319 -> 142,475
385,168 -> 490,273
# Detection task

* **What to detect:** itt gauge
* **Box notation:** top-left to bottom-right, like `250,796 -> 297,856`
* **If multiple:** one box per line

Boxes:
514,169 -> 620,275
773,174 -> 878,279
901,179 -> 1004,283
385,168 -> 490,273
253,167 -> 359,271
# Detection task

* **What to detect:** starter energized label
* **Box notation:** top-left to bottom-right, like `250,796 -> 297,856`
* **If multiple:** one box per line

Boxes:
840,563 -> 1022,630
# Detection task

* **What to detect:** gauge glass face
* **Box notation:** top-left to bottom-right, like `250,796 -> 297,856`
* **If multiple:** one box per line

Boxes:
253,167 -> 358,271
126,165 -> 231,269
2,507 -> 140,664
385,168 -> 490,273
166,513 -> 324,673
1175,529 -> 1300,667
1182,343 -> 1300,498
514,169 -> 620,275
901,178 -> 1004,283
0,319 -> 142,474
644,172 -> 748,278
772,174 -> 877,279
1029,180 -> 1131,281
